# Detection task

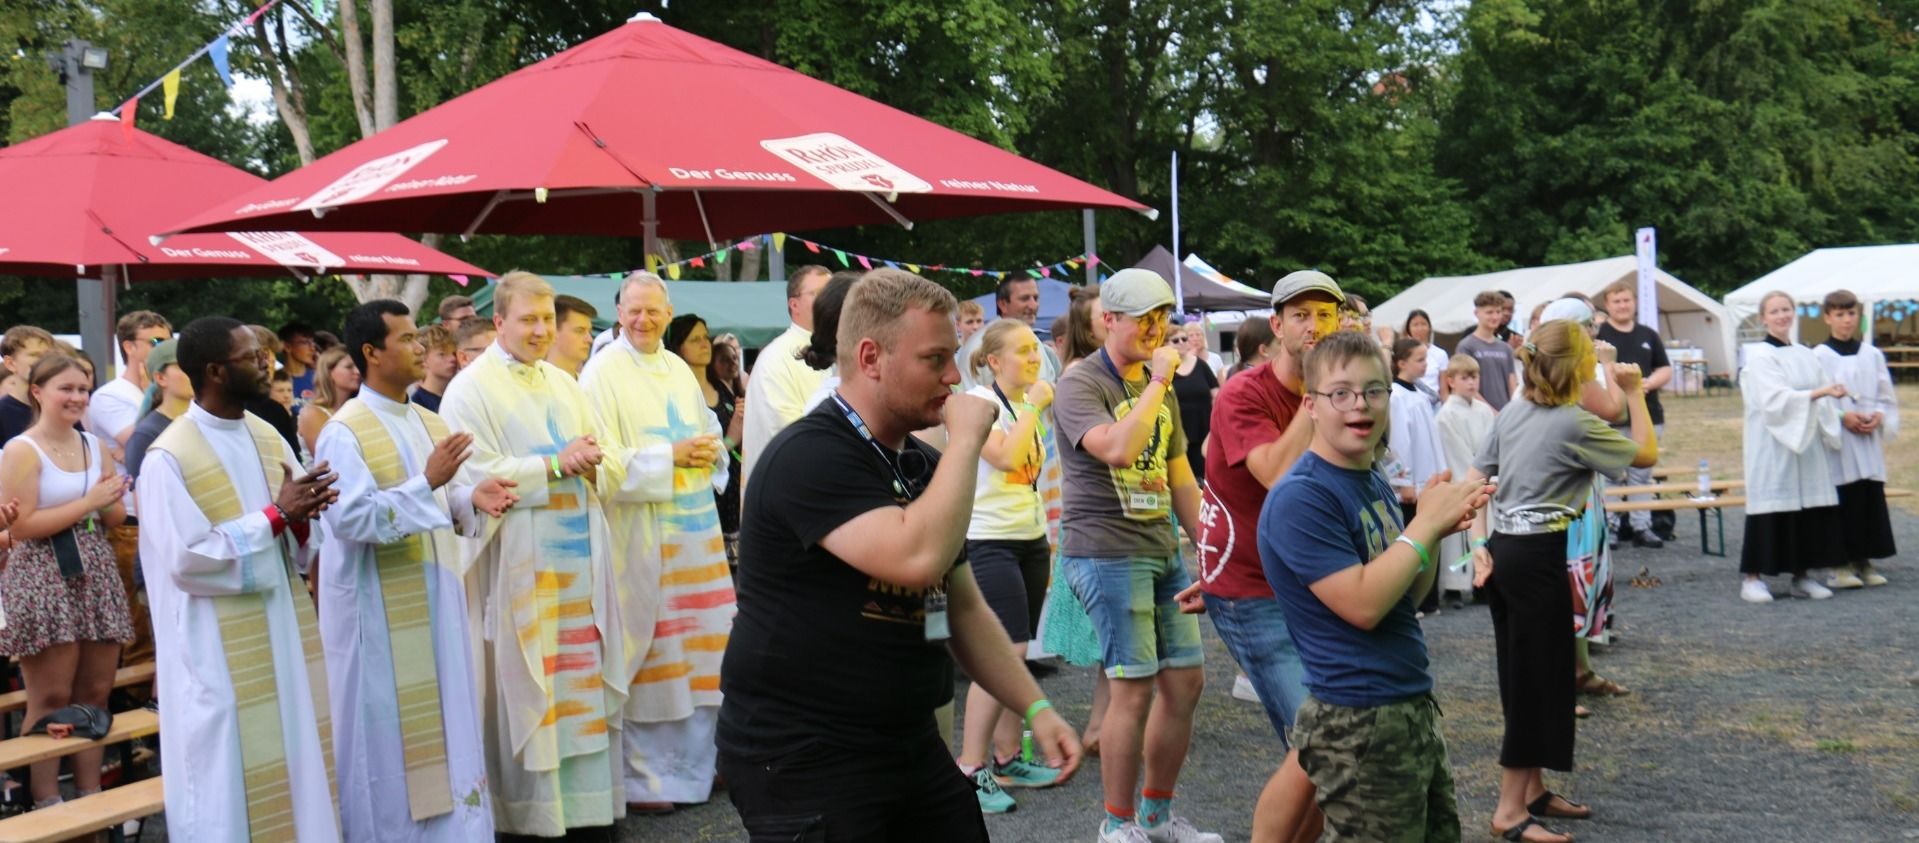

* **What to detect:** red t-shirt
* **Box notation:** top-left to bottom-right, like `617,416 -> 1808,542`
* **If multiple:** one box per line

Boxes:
1198,364 -> 1302,599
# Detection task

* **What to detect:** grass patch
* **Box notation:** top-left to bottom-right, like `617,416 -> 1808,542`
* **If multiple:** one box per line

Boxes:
1816,738 -> 1858,754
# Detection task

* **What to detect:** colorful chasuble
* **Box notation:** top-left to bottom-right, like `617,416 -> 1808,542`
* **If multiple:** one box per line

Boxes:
147,413 -> 336,842
332,400 -> 456,821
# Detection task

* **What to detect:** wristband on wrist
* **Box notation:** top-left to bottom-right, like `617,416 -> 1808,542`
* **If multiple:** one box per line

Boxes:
264,503 -> 287,536
1395,534 -> 1432,571
1149,375 -> 1170,387
1471,536 -> 1489,549
549,455 -> 563,480
1024,698 -> 1054,723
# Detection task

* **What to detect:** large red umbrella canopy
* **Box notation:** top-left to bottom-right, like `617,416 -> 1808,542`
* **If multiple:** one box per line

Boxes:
0,115 -> 490,281
165,13 -> 1148,243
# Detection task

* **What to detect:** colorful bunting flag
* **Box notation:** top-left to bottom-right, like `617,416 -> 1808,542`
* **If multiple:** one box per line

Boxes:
667,263 -> 682,280
449,273 -> 469,287
162,69 -> 181,120
1087,255 -> 1100,268
1039,265 -> 1050,278
120,97 -> 138,140
832,249 -> 848,267
739,238 -> 757,251
208,36 -> 233,87
883,260 -> 899,270
773,232 -> 787,252
906,263 -> 919,273
970,269 -> 983,277
690,256 -> 705,269
715,248 -> 728,264
804,239 -> 821,254
857,255 -> 872,270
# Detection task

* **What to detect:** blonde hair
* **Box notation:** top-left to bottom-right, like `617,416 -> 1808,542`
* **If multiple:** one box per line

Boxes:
1759,289 -> 1795,314
957,300 -> 984,320
970,319 -> 1033,374
1444,353 -> 1480,377
495,270 -> 555,319
838,268 -> 959,357
1517,320 -> 1593,407
312,346 -> 356,410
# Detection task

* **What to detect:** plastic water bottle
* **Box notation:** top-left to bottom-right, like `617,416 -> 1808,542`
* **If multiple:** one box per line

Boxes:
1696,459 -> 1712,500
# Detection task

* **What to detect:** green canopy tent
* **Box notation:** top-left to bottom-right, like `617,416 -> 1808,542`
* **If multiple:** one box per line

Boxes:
471,275 -> 792,348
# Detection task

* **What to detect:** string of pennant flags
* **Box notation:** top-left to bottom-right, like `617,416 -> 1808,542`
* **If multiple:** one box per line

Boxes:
108,0 -> 297,130
635,233 -> 1102,283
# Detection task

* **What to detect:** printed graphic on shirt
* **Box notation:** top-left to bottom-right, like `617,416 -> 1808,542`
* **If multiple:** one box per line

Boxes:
1358,498 -> 1402,559
863,577 -> 928,626
1109,391 -> 1174,520
1196,482 -> 1233,584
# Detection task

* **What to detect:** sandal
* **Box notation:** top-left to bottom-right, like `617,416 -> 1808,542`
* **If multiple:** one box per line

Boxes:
1493,817 -> 1574,842
1573,705 -> 1591,719
1527,790 -> 1593,819
1575,670 -> 1630,697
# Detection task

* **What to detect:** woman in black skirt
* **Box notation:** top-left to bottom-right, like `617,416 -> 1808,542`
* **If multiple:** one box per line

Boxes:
1467,320 -> 1658,843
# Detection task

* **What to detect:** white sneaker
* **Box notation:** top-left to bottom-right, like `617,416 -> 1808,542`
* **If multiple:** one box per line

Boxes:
1740,580 -> 1774,603
1859,564 -> 1889,587
1827,569 -> 1866,590
1231,673 -> 1261,703
1098,821 -> 1153,843
1790,577 -> 1833,600
1142,815 -> 1225,843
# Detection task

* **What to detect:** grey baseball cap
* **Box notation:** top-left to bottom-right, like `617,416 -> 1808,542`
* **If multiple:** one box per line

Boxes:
1102,268 -> 1176,316
1270,270 -> 1345,307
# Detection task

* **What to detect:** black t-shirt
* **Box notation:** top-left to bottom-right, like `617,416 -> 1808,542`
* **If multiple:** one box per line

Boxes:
243,396 -> 302,456
1171,362 -> 1218,479
718,402 -> 958,760
0,394 -> 30,447
409,387 -> 443,414
1596,322 -> 1670,425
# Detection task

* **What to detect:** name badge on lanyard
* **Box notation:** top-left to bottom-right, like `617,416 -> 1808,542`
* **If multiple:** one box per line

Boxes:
923,585 -> 950,642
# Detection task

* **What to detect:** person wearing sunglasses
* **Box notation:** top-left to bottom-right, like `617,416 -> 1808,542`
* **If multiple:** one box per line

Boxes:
1053,268 -> 1219,843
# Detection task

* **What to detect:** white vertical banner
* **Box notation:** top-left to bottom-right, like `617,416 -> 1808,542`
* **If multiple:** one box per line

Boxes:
1634,227 -> 1658,328
1170,150 -> 1183,311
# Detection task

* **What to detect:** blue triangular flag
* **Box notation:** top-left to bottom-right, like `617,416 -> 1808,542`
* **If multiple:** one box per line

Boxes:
883,260 -> 900,270
208,36 -> 234,87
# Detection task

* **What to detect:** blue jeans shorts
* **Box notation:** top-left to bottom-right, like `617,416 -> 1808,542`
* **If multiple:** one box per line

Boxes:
1061,555 -> 1204,679
1203,592 -> 1309,745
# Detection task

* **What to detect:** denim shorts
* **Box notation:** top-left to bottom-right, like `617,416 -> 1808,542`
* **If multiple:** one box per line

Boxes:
1202,593 -> 1309,744
1061,555 -> 1204,679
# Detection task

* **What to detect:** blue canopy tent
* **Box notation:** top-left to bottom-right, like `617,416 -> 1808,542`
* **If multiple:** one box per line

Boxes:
471,275 -> 793,348
968,277 -> 1078,337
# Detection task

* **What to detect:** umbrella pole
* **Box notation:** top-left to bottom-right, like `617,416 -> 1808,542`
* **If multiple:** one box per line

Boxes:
76,265 -> 119,378
643,190 -> 660,272
1082,210 -> 1098,286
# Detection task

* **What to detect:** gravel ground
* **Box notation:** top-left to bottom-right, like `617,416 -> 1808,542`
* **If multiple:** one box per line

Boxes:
137,507 -> 1917,842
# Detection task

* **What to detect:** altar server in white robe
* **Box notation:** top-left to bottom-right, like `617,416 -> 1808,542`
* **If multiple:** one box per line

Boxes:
438,271 -> 645,837
740,264 -> 832,488
1812,289 -> 1898,588
138,316 -> 343,842
1737,291 -> 1847,604
579,273 -> 736,809
317,300 -> 523,841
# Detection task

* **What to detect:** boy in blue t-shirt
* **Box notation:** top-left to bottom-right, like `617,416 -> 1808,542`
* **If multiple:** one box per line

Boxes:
1258,331 -> 1492,842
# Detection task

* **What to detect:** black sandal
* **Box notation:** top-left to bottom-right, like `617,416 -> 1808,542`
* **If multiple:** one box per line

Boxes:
1494,816 -> 1573,842
1527,790 -> 1592,819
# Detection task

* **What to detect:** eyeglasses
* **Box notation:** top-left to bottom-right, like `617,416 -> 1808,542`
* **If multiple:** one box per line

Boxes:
1168,336 -> 1187,344
1125,310 -> 1172,329
223,348 -> 272,367
1312,385 -> 1391,411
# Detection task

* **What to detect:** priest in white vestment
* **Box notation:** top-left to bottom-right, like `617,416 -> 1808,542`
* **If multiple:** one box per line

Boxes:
579,274 -> 736,808
316,301 -> 519,841
739,265 -> 831,488
438,272 -> 642,837
138,316 -> 343,842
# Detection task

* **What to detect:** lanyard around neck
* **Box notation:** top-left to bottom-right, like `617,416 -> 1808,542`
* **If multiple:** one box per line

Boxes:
990,381 -> 1042,492
830,392 -> 915,499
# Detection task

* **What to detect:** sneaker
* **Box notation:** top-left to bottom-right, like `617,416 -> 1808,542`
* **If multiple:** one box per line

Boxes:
1231,673 -> 1261,703
1142,815 -> 1225,843
1740,580 -> 1774,603
993,757 -> 1062,789
1858,564 -> 1889,587
1827,569 -> 1866,590
1099,822 -> 1153,843
1632,533 -> 1665,549
970,766 -> 1016,814
1789,577 -> 1833,600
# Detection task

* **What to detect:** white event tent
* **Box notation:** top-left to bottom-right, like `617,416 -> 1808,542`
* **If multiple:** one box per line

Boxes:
1723,244 -> 1919,346
1373,255 -> 1738,374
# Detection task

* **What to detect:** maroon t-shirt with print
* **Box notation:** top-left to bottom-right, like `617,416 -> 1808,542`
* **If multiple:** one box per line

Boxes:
1198,364 -> 1302,599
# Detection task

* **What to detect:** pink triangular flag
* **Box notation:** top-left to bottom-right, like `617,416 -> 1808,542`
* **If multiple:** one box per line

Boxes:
449,273 -> 470,287
857,255 -> 872,270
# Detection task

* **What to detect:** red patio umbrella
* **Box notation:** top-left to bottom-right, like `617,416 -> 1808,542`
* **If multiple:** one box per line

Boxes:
0,115 -> 491,281
162,13 -> 1149,249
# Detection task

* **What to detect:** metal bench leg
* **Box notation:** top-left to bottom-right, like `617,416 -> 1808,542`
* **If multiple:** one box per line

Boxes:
1697,507 -> 1726,557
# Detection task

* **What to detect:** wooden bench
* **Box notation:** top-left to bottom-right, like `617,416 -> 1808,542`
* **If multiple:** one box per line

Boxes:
1605,488 -> 1912,557
0,709 -> 157,772
0,777 -> 161,843
1605,480 -> 1744,497
0,664 -> 154,717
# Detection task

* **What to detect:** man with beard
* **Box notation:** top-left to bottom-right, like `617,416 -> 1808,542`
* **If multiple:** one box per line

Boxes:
317,300 -> 519,841
138,316 -> 342,840
959,276 -> 1061,390
1184,271 -> 1345,843
720,269 -> 1080,840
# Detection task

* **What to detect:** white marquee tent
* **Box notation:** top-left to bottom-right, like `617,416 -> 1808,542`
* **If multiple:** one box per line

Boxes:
1723,244 -> 1919,346
1373,255 -> 1738,373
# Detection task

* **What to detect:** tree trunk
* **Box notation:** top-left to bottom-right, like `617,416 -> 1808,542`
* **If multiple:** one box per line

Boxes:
336,0 -> 377,138
736,248 -> 762,283
339,0 -> 430,306
253,15 -> 315,165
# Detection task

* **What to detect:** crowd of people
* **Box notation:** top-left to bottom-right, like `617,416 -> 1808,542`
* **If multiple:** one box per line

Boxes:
0,257 -> 1898,842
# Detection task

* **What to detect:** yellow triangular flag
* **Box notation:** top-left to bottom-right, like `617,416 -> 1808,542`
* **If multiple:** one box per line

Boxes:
906,263 -> 919,273
666,262 -> 682,280
772,232 -> 787,252
161,69 -> 181,120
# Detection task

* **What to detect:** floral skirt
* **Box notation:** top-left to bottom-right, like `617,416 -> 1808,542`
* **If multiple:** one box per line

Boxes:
0,530 -> 134,657
1567,481 -> 1614,640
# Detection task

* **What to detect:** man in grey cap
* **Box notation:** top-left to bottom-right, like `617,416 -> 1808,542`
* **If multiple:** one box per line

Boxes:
1053,268 -> 1221,843
1182,270 -> 1343,842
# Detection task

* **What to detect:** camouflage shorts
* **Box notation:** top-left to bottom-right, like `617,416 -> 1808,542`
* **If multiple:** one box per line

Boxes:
1292,694 -> 1461,843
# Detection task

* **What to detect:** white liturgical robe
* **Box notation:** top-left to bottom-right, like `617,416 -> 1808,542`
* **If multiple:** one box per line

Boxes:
1740,341 -> 1843,515
138,403 -> 340,842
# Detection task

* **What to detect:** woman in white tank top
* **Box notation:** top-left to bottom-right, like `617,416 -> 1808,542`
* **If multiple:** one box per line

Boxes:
0,354 -> 134,809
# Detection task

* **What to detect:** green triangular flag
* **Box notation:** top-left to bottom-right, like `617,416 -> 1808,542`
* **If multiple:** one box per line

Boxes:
833,249 -> 848,267
716,248 -> 728,264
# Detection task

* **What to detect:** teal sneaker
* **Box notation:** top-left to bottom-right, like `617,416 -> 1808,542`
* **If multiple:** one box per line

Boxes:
971,766 -> 1016,814
992,757 -> 1063,789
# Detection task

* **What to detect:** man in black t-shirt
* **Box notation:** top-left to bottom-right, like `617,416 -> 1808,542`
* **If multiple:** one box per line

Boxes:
1596,279 -> 1674,545
718,269 -> 1081,841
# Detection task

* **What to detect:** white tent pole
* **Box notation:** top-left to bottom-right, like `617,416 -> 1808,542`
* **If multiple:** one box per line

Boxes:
1170,150 -> 1182,311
